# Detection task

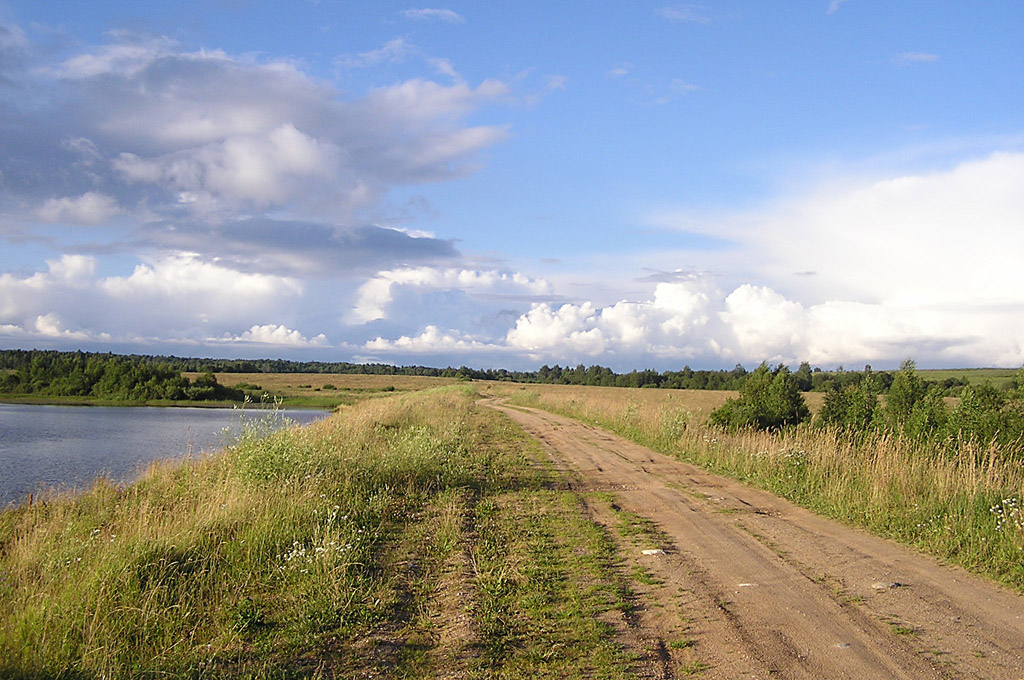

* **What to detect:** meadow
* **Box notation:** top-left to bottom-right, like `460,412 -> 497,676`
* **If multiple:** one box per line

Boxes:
0,385 -> 668,678
483,382 -> 1024,590
4,374 -> 1022,676
181,372 -> 459,409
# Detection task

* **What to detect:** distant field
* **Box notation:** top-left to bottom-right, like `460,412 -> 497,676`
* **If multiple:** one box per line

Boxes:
918,367 -> 1019,389
183,372 -> 460,408
483,382 -> 826,416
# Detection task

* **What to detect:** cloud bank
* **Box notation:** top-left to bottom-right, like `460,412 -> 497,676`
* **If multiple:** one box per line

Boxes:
0,28 -> 509,276
359,153 -> 1024,369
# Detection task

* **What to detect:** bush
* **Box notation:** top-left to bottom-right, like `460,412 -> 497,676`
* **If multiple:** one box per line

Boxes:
710,364 -> 810,431
817,373 -> 880,431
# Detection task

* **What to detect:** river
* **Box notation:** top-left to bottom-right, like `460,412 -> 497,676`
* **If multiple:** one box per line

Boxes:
0,403 -> 328,508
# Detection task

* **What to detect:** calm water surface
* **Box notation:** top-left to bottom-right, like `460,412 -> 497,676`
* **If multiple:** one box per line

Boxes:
0,404 -> 328,508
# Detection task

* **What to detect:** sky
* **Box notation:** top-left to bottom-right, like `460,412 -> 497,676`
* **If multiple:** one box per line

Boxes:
0,1 -> 1022,371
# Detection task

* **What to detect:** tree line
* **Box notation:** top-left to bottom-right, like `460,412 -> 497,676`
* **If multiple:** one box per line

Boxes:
0,350 -> 242,401
0,348 -> 993,403
712,361 -> 1024,457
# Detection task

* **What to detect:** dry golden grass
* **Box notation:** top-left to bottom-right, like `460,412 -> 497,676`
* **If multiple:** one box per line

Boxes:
481,382 -> 825,417
486,381 -> 1024,589
482,382 -> 736,415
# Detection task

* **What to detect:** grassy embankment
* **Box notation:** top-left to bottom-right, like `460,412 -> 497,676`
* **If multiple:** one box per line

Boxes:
0,385 -> 697,678
487,382 -> 1024,591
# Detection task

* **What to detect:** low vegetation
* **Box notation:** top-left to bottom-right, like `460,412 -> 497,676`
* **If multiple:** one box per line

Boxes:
0,386 -> 652,678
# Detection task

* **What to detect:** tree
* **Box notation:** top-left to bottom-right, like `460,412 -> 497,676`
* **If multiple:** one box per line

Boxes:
794,361 -> 813,391
711,363 -> 811,431
884,359 -> 926,430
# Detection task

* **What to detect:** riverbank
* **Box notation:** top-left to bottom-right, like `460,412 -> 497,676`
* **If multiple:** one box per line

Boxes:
0,394 -> 343,409
0,386 -> 668,677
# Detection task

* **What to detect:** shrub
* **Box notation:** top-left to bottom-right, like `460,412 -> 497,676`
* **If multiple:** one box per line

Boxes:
710,363 -> 810,431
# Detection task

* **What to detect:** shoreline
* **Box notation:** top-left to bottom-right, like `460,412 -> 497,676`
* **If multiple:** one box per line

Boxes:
0,395 -> 335,410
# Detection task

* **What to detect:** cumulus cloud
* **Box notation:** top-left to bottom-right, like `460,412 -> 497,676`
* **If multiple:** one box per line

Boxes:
827,0 -> 851,14
350,266 -> 553,324
212,324 -> 328,347
37,192 -> 123,224
362,276 -> 1024,369
360,153 -> 1024,369
1,27 -> 512,271
0,253 -> 312,347
32,313 -> 101,341
101,253 -> 303,299
365,325 -> 489,353
113,123 -> 338,209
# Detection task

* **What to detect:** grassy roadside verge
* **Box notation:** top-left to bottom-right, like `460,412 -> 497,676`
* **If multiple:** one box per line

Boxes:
0,386 -> 660,678
492,384 -> 1024,592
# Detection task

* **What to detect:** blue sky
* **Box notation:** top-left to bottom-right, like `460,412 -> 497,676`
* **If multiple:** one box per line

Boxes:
1,1 -> 1022,370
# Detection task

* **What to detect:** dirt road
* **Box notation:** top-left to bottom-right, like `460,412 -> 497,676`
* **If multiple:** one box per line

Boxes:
490,401 -> 1024,680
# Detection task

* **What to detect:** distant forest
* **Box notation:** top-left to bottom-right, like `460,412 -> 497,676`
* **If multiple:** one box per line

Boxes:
0,348 -> 983,401
0,350 -> 242,401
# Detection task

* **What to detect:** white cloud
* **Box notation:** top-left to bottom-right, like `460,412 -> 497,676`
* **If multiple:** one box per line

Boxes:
827,0 -> 851,14
360,153 -> 1024,369
45,254 -> 96,287
338,37 -> 412,69
608,63 -> 633,78
651,152 -> 1024,308
401,8 -> 466,23
720,285 -> 804,359
114,124 -> 337,209
7,31 -> 516,234
656,5 -> 711,24
101,253 -> 303,299
350,266 -> 552,323
545,75 -> 568,91
213,324 -> 328,347
37,192 -> 123,224
0,253 -> 313,348
669,79 -> 699,93
895,52 -> 939,64
506,302 -> 607,355
32,313 -> 101,340
48,35 -> 178,78
365,325 -> 489,353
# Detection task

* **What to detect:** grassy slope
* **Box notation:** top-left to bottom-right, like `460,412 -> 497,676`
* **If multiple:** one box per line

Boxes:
0,386 -> 664,679
487,383 -> 1024,592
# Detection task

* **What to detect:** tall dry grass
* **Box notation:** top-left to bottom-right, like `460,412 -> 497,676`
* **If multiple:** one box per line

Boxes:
488,382 -> 1024,589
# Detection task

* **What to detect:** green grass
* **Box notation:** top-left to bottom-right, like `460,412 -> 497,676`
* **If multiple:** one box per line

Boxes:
919,367 -> 1019,389
0,385 -> 654,678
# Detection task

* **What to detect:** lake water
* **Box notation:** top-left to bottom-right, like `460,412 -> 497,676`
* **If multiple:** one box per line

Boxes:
0,404 -> 328,508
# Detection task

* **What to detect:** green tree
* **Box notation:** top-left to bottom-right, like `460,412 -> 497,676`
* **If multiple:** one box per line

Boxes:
884,359 -> 926,430
711,364 -> 810,431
